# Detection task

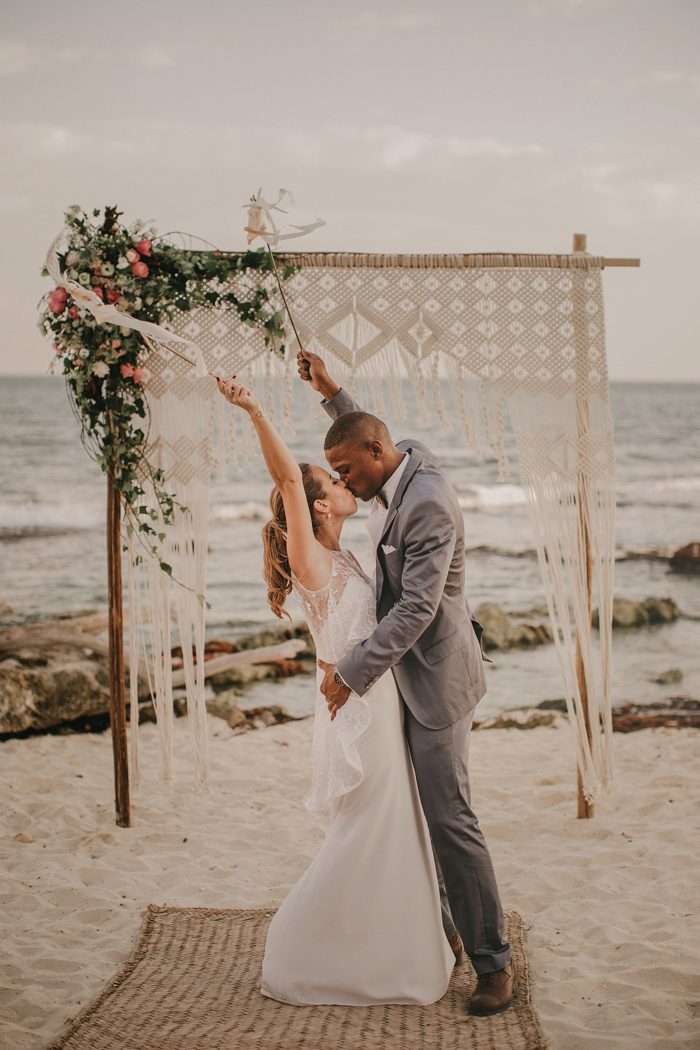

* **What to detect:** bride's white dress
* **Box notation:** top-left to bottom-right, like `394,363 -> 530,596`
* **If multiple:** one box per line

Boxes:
260,548 -> 453,1006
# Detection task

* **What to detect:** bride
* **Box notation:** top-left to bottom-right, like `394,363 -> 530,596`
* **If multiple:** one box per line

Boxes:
216,374 -> 454,1006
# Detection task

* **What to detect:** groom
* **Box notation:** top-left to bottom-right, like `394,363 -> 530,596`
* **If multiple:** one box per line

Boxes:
297,350 -> 516,1016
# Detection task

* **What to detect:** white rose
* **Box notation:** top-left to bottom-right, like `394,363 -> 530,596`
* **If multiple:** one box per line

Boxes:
92,361 -> 110,377
79,347 -> 89,358
118,297 -> 129,310
66,251 -> 80,266
120,326 -> 131,336
79,272 -> 91,284
145,296 -> 154,306
126,249 -> 139,263
133,297 -> 142,309
116,256 -> 129,270
101,262 -> 115,277
67,268 -> 79,280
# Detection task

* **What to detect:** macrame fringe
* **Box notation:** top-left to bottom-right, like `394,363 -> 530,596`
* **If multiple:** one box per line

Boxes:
131,266 -> 616,802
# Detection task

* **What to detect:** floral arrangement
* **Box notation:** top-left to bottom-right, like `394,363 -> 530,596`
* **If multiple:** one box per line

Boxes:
39,204 -> 295,596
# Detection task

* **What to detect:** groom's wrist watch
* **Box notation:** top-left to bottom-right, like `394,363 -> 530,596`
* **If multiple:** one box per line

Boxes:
333,669 -> 349,690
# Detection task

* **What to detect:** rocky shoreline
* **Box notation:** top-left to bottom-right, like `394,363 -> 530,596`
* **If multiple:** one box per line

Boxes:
0,599 -> 696,739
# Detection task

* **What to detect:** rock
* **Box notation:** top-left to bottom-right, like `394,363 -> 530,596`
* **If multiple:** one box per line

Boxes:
234,622 -> 315,657
612,697 -> 700,732
536,698 -> 568,713
611,597 -> 649,628
651,668 -> 683,685
14,832 -> 33,843
474,710 -> 559,730
592,597 -> 679,629
642,597 -> 680,624
227,706 -> 248,730
0,644 -> 111,734
669,542 -> 700,574
474,602 -> 553,651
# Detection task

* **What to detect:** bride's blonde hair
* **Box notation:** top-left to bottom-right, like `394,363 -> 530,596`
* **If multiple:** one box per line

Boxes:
262,463 -> 326,620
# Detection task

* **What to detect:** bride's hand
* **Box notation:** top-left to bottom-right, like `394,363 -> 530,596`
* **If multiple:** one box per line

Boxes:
216,375 -> 261,415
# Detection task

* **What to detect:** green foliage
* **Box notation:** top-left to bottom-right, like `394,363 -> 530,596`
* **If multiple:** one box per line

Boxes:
39,204 -> 295,598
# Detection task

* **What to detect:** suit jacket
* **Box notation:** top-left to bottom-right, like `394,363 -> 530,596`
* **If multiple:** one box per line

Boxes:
323,388 -> 487,729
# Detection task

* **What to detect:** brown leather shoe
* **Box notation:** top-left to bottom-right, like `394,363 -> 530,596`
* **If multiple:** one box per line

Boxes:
468,960 -> 518,1016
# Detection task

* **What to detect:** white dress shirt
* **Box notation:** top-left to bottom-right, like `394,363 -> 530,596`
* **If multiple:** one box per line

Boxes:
365,452 -> 409,552
331,453 -> 410,694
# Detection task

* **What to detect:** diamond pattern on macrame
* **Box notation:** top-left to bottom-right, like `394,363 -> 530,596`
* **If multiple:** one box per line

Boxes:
398,307 -> 442,361
317,298 -> 391,367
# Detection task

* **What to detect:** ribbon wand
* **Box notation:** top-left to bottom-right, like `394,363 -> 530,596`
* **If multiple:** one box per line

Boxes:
243,188 -> 325,355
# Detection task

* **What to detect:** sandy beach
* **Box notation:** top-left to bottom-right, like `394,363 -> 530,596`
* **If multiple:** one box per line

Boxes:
1,710 -> 698,1050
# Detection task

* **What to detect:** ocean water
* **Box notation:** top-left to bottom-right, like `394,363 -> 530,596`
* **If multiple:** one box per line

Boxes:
1,376 -> 698,718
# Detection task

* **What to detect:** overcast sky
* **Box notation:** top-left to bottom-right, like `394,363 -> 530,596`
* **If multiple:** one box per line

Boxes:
1,0 -> 698,380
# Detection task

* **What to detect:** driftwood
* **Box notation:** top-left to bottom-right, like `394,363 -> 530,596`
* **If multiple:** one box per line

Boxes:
170,640 -> 307,688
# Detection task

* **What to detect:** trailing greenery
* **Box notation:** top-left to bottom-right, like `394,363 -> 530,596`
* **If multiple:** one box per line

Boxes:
39,204 -> 294,600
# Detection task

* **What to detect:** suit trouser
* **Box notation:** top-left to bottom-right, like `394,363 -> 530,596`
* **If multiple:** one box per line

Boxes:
402,703 -> 512,976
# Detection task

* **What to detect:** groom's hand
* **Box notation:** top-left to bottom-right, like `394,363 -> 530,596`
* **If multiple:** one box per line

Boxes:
297,350 -> 341,401
318,659 -> 351,720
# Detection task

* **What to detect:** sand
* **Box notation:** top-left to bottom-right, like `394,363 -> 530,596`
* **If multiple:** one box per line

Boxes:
1,709 -> 698,1050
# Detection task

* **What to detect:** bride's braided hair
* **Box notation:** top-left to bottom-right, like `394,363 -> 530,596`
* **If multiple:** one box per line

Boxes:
262,463 -> 326,620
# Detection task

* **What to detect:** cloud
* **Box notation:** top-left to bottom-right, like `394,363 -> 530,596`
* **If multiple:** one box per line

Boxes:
3,121 -> 138,160
137,44 -> 176,69
648,69 -> 700,95
0,39 -> 28,76
0,37 -> 83,76
351,9 -> 435,32
279,125 -> 546,170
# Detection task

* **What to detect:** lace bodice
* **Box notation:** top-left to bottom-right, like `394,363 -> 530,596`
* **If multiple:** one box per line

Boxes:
292,549 -> 377,664
292,549 -> 378,813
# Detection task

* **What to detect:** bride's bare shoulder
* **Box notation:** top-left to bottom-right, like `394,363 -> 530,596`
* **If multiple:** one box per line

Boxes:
290,542 -> 335,593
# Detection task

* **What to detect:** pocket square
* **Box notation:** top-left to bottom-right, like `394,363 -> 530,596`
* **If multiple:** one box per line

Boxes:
381,543 -> 397,555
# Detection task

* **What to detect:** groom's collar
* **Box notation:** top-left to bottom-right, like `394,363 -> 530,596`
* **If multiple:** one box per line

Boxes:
380,445 -> 424,524
379,452 -> 409,508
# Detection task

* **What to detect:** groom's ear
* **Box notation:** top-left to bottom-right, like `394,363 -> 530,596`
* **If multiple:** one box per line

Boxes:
367,439 -> 383,459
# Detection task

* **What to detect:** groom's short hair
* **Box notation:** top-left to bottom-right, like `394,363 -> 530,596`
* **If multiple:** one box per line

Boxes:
324,411 -> 392,452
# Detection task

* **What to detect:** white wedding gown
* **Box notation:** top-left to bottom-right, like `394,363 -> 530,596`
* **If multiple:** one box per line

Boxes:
260,548 -> 453,1006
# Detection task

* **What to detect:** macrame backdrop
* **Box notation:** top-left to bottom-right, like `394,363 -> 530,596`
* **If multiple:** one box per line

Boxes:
128,252 -> 616,803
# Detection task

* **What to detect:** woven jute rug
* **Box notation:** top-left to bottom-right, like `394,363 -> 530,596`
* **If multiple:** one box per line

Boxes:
47,905 -> 548,1050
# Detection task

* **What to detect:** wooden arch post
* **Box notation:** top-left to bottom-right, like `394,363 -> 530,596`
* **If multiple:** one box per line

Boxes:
572,232 -> 595,819
106,415 -> 130,828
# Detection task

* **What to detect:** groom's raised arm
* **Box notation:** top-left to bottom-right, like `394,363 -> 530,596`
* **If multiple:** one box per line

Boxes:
335,496 -> 457,696
297,350 -> 363,420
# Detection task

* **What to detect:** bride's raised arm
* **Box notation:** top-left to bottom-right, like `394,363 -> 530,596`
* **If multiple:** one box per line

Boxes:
215,376 -> 331,589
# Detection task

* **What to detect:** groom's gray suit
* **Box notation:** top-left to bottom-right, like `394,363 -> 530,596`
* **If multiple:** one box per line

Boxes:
323,388 -> 511,976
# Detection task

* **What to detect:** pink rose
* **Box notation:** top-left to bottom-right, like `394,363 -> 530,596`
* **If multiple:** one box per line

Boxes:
131,261 -> 149,278
67,305 -> 79,319
49,297 -> 66,314
52,285 -> 67,301
120,363 -> 134,378
131,367 -> 146,383
105,287 -> 120,303
126,248 -> 140,263
135,239 -> 152,256
93,286 -> 104,300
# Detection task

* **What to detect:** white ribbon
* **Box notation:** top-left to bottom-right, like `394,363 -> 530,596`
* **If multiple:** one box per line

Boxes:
45,228 -> 210,378
243,188 -> 325,247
